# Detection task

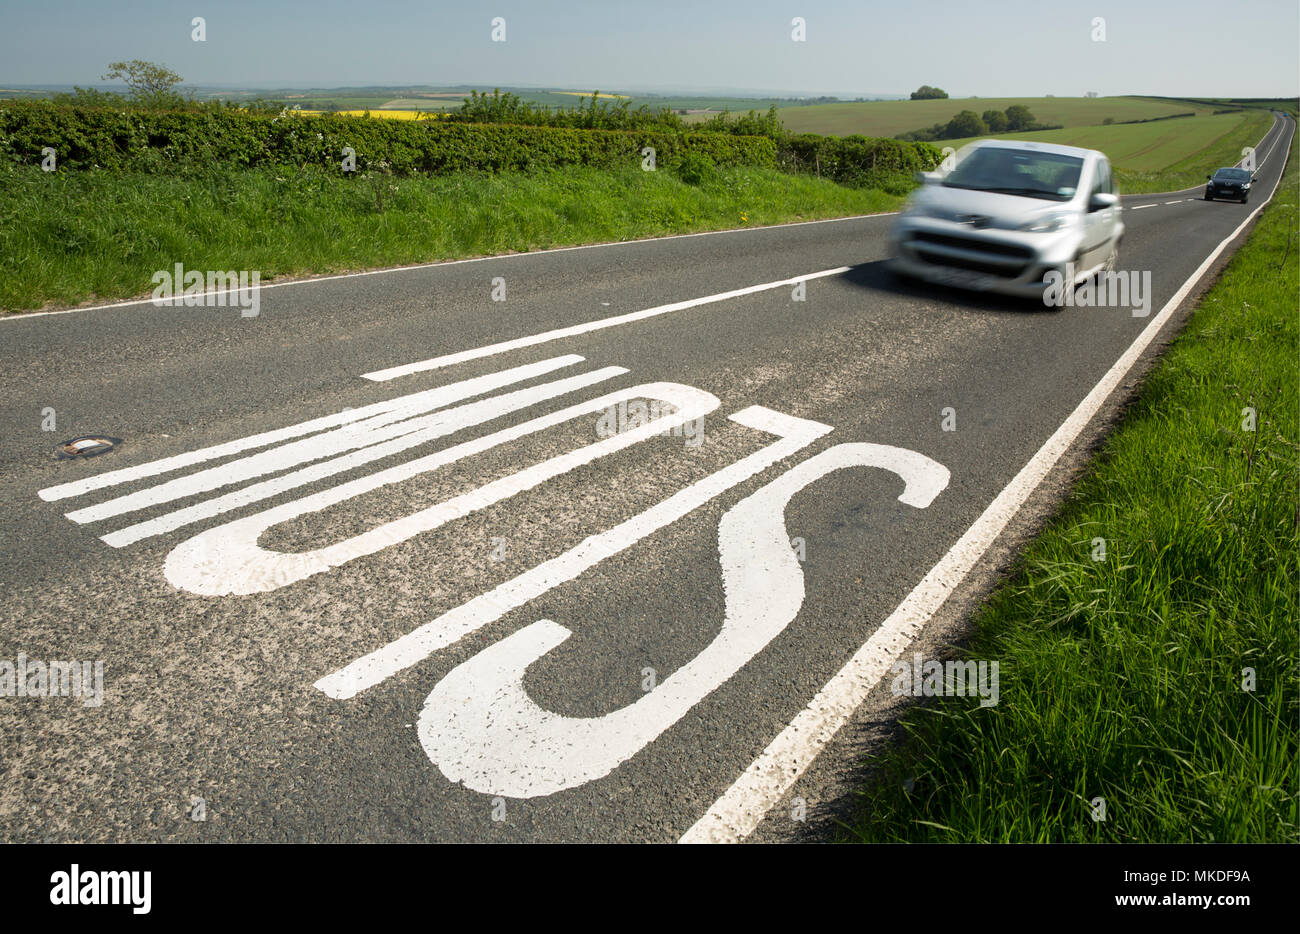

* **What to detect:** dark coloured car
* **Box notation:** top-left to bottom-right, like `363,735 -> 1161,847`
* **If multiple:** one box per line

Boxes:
1205,167 -> 1254,203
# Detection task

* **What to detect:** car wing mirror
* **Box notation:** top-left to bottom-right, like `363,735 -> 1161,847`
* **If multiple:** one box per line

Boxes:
1089,192 -> 1119,210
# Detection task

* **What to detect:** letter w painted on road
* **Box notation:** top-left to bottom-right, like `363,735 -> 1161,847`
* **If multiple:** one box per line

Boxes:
164,380 -> 719,596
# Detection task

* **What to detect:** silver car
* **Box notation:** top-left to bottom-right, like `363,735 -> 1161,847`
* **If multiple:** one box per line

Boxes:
888,140 -> 1124,300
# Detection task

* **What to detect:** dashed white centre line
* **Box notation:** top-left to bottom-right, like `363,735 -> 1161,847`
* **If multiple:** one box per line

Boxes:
361,266 -> 851,381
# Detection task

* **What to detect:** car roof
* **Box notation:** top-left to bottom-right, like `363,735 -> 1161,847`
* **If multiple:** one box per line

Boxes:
967,139 -> 1100,159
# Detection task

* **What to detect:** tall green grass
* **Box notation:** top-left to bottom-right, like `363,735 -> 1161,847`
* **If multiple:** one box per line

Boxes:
0,162 -> 901,312
843,132 -> 1298,843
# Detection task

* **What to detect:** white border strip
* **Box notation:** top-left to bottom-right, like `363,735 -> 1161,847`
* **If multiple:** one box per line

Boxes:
1,214 -> 893,322
680,118 -> 1293,844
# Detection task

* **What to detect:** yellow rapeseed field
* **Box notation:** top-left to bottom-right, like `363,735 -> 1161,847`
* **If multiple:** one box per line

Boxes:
296,109 -> 446,120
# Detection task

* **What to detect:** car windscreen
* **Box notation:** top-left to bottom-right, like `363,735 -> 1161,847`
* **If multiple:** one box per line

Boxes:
942,148 -> 1084,202
1213,169 -> 1251,180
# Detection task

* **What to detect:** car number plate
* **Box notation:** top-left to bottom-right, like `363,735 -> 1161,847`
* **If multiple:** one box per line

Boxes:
930,268 -> 996,291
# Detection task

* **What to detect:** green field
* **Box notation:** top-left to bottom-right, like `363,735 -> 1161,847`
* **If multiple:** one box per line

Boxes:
843,129 -> 1298,844
374,98 -> 463,111
1147,95 -> 1299,117
943,109 -> 1275,193
775,96 -> 1219,138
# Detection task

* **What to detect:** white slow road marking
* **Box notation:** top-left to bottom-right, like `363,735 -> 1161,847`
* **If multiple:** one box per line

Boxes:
38,355 -> 587,503
418,444 -> 948,798
164,382 -> 720,596
314,406 -> 834,700
361,267 -> 851,381
99,366 -> 629,546
681,121 -> 1293,843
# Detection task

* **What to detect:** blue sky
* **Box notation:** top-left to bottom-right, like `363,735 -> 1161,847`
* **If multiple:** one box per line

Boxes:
1,0 -> 1295,97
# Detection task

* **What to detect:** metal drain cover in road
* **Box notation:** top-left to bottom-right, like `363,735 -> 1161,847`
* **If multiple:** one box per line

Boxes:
55,435 -> 122,459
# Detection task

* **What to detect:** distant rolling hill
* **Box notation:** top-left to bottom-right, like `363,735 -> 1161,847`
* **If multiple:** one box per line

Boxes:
775,96 -> 1220,138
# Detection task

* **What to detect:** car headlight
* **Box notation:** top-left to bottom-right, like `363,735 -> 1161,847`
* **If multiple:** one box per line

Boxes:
1018,212 -> 1076,233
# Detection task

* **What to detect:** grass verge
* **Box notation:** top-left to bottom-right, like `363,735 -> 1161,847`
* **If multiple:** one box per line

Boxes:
0,162 -> 900,312
842,130 -> 1298,843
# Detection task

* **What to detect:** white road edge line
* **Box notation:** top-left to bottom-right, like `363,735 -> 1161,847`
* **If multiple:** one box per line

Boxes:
679,120 -> 1293,845
361,266 -> 852,380
1,216 -> 892,323
1130,204 -> 1158,210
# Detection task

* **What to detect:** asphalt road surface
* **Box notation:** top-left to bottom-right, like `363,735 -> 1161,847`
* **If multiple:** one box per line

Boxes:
0,113 -> 1291,843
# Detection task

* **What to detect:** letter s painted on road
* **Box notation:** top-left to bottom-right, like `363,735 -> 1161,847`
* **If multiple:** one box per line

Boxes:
418,443 -> 950,797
